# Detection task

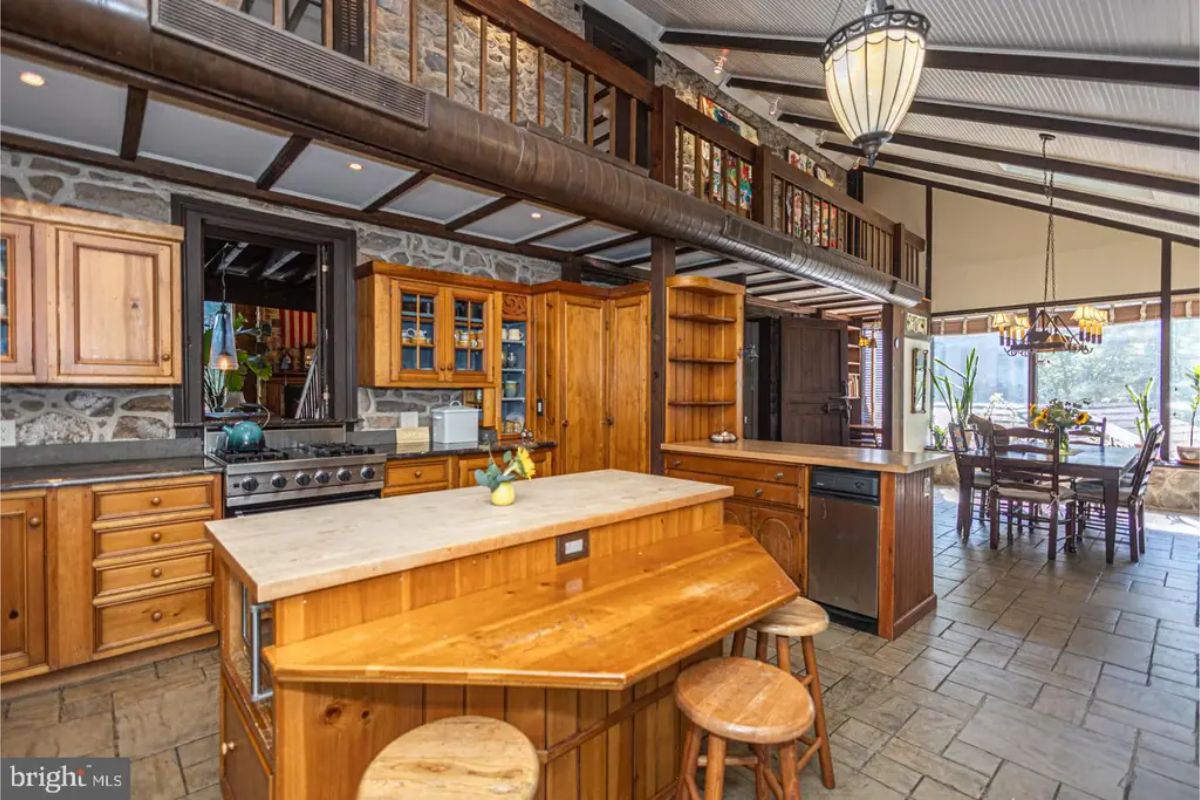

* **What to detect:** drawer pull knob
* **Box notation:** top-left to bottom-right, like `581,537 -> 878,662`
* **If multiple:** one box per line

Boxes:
414,470 -> 423,478
150,610 -> 163,622
221,741 -> 237,756
151,567 -> 163,578
150,496 -> 162,506
775,472 -> 784,480
28,516 -> 40,528
151,532 -> 163,542
753,488 -> 764,497
161,352 -> 172,362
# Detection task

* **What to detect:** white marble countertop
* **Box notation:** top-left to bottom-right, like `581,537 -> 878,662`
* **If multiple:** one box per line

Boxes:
206,469 -> 731,601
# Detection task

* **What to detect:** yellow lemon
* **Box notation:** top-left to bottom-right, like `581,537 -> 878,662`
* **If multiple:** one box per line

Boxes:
490,482 -> 516,506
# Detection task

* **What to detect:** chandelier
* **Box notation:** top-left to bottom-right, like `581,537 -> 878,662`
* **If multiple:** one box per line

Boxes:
821,1 -> 931,166
997,134 -> 1092,357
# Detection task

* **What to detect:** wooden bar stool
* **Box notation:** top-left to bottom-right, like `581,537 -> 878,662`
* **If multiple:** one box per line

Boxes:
675,657 -> 814,799
357,715 -> 538,799
732,598 -> 835,789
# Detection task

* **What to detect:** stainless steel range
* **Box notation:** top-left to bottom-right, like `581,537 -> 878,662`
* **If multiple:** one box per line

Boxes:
206,430 -> 386,513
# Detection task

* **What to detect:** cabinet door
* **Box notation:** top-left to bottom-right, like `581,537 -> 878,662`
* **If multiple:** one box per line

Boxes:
750,506 -> 803,587
388,279 -> 442,385
0,493 -> 47,677
559,294 -> 608,474
607,293 -> 649,472
723,499 -> 754,530
444,288 -> 496,386
0,218 -> 39,381
55,228 -> 179,382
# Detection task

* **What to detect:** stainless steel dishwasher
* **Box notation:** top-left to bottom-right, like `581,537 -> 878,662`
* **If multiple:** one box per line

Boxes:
807,467 -> 880,620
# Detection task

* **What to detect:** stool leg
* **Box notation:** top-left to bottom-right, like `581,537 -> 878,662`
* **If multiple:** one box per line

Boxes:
778,741 -> 800,800
755,630 -> 768,662
801,636 -> 835,789
775,635 -> 792,674
731,628 -> 747,659
751,744 -> 770,800
677,721 -> 701,800
704,736 -> 727,800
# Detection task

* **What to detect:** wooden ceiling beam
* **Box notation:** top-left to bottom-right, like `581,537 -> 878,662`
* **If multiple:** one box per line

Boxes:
364,169 -> 430,213
444,196 -> 521,231
256,135 -> 311,190
660,31 -> 1200,87
850,156 -> 1200,227
794,120 -> 1200,196
119,86 -> 148,161
728,78 -> 1200,151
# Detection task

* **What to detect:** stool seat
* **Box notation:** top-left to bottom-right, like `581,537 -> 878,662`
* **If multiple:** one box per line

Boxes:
754,597 -> 829,638
675,657 -> 814,745
357,716 -> 538,800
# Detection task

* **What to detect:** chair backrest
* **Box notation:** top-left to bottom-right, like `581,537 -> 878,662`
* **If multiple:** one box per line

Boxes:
1070,417 -> 1107,448
1128,424 -> 1164,497
969,414 -> 1000,453
989,424 -> 1064,496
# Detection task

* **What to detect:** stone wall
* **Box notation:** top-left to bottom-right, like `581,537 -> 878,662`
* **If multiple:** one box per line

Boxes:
0,147 -> 560,443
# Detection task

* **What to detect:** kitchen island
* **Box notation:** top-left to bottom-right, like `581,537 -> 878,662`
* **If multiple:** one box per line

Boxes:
662,440 -> 951,640
206,470 -> 796,800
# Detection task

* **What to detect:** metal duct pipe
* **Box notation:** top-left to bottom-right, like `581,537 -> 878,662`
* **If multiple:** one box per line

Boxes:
2,0 -> 920,306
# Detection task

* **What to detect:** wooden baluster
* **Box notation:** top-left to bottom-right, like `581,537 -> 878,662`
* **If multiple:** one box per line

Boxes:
585,73 -> 595,146
509,31 -> 518,123
536,46 -> 545,127
479,15 -> 488,112
563,63 -> 572,139
693,135 -> 704,200
445,0 -> 454,98
627,95 -> 638,164
675,125 -> 684,191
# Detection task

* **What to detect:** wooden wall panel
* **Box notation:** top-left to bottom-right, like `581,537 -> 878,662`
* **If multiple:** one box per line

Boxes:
892,469 -> 935,636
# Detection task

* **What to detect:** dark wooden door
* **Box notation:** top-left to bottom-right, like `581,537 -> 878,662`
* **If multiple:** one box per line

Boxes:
780,317 -> 849,445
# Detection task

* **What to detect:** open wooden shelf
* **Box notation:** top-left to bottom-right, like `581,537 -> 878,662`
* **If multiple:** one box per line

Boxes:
670,312 -> 737,324
666,275 -> 744,442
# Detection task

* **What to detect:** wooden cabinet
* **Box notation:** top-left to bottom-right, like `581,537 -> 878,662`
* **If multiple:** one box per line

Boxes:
532,285 -> 649,475
358,265 -> 499,388
453,448 -> 552,487
383,458 -> 452,496
750,506 -> 803,588
0,492 -> 48,681
0,199 -> 183,385
0,217 -> 41,381
221,678 -> 274,800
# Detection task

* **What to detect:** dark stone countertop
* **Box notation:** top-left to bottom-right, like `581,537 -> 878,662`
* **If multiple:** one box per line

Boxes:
1,457 -> 224,491
375,440 -> 558,461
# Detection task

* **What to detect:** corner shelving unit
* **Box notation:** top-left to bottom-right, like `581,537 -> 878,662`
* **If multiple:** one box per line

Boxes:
665,275 -> 744,443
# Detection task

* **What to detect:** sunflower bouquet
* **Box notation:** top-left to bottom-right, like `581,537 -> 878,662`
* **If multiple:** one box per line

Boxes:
475,446 -> 537,506
1029,400 -> 1090,455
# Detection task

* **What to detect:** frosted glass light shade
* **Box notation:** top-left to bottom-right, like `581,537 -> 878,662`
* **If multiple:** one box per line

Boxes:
208,306 -> 239,370
822,6 -> 930,165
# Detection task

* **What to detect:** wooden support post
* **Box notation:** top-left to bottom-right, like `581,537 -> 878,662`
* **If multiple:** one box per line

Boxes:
881,305 -> 896,450
650,237 -> 676,474
613,88 -> 633,164
924,185 -> 934,300
650,85 -> 676,186
751,145 -> 773,226
891,222 -> 905,279
1160,238 -> 1172,460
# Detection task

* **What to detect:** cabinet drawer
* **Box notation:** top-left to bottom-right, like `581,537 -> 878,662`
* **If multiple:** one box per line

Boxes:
96,519 -> 209,557
222,681 -> 272,800
384,459 -> 450,493
664,454 -> 801,487
95,586 -> 211,652
96,551 -> 212,597
94,480 -> 216,522
666,468 -> 800,507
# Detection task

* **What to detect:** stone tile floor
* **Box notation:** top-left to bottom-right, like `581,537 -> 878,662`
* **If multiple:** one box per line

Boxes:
1,488 -> 1196,799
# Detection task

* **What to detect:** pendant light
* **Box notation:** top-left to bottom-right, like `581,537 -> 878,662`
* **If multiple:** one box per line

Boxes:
821,1 -> 931,166
208,246 -> 239,370
1000,134 -> 1092,357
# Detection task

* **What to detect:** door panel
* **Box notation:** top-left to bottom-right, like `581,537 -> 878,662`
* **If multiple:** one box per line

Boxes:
560,295 -> 608,473
388,279 -> 442,385
55,229 -> 178,381
723,500 -> 754,530
780,317 -> 848,445
0,493 -> 47,676
750,506 -> 802,587
607,293 -> 649,472
0,219 -> 38,380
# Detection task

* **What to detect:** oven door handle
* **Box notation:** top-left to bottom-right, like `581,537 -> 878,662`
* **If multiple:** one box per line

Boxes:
249,600 -> 274,703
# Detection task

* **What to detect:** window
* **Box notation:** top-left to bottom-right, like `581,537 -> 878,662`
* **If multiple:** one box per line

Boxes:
860,321 -> 884,426
1169,311 -> 1200,455
1036,317 -> 1160,446
225,0 -> 366,59
931,331 -> 1029,430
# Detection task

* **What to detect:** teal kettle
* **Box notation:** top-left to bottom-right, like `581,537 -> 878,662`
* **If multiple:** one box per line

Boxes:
223,421 -> 265,452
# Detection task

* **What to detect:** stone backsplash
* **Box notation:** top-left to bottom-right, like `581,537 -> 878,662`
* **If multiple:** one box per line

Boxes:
1,148 -> 560,444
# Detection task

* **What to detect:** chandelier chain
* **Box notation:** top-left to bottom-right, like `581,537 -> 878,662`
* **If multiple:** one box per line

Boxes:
1042,135 -> 1057,307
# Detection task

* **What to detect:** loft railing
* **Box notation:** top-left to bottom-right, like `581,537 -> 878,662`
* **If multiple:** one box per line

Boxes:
671,99 -> 756,218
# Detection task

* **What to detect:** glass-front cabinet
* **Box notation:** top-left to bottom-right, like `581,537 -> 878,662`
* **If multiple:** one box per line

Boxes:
500,319 -> 528,436
0,218 -> 36,381
387,278 -> 496,387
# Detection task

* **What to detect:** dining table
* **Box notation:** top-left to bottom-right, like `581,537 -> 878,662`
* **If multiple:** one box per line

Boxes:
956,446 -> 1142,564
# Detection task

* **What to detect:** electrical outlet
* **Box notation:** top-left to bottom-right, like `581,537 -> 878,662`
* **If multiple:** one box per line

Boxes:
0,420 -> 15,447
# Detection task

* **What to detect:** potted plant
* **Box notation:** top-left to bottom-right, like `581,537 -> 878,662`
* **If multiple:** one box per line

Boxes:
932,348 -> 978,430
1030,400 -> 1090,457
930,424 -> 948,451
1124,377 -> 1155,445
1178,364 -> 1200,464
475,446 -> 537,506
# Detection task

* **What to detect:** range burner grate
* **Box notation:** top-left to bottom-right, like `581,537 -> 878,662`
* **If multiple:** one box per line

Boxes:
298,443 -> 376,457
214,448 -> 291,464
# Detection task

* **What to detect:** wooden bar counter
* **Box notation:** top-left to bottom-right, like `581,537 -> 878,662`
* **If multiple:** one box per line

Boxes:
206,471 -> 797,800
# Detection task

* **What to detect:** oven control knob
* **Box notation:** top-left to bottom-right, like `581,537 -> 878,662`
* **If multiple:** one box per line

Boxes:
270,474 -> 287,489
240,476 -> 259,492
294,472 -> 312,486
337,468 -> 353,482
360,466 -> 377,480
315,470 -> 331,484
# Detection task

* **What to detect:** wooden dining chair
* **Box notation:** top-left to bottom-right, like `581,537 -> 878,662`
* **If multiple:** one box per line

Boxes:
1076,425 -> 1162,558
987,425 -> 1077,560
949,422 -> 990,534
1068,417 -> 1107,448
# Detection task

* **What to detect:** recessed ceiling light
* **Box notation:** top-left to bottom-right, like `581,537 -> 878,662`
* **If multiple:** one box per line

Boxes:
19,71 -> 45,88
530,211 -> 543,219
347,162 -> 364,171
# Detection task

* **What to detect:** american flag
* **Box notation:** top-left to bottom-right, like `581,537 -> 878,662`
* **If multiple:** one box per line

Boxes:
281,310 -> 316,349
